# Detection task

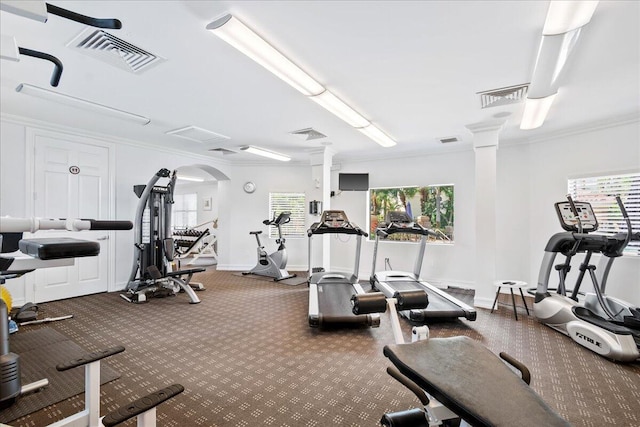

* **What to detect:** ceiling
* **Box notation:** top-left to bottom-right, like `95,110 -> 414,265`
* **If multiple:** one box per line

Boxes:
1,1 -> 638,164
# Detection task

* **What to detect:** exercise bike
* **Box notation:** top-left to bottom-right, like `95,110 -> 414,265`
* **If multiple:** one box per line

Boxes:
243,212 -> 296,282
534,195 -> 640,362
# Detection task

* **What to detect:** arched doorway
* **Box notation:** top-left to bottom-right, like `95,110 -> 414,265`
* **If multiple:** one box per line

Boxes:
172,164 -> 230,267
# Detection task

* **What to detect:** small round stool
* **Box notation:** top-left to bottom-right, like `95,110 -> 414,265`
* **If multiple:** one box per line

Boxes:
491,280 -> 529,321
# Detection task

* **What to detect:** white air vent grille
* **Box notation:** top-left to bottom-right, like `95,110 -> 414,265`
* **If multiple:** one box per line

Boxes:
166,126 -> 230,144
209,148 -> 237,155
67,28 -> 165,74
290,127 -> 327,141
477,83 -> 529,109
439,137 -> 459,144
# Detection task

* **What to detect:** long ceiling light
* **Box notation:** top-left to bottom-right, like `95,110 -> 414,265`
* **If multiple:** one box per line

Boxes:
358,124 -> 396,148
206,14 -> 323,96
543,1 -> 599,35
240,145 -> 291,162
177,176 -> 204,182
207,14 -> 396,147
16,83 -> 151,125
520,94 -> 557,130
309,91 -> 370,128
520,1 -> 598,130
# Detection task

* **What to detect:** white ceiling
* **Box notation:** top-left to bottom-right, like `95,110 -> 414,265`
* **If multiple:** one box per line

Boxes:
1,1 -> 638,164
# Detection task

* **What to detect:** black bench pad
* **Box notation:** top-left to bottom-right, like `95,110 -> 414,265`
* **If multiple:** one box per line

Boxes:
19,238 -> 100,260
383,337 -> 570,427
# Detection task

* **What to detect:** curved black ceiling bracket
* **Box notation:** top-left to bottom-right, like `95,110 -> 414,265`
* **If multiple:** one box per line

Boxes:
46,3 -> 122,29
18,47 -> 63,87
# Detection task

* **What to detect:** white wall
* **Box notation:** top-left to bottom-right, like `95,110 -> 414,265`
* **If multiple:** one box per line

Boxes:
322,121 -> 639,307
2,115 -> 639,307
330,150 -> 476,288
173,180 -> 219,227
0,117 -> 232,303
216,163 -> 315,272
526,121 -> 640,306
0,121 -> 28,303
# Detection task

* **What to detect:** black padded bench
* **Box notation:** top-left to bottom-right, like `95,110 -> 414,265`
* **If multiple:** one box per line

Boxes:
18,238 -> 100,260
384,336 -> 570,427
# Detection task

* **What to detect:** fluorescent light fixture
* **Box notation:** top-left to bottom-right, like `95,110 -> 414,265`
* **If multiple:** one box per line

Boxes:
240,145 -> 291,162
1,35 -> 19,61
528,29 -> 582,98
207,14 -> 324,96
520,94 -> 557,130
177,176 -> 204,182
309,91 -> 370,128
543,1 -> 599,35
520,1 -> 598,130
16,83 -> 151,125
0,1 -> 47,23
357,124 -> 396,147
207,14 -> 396,149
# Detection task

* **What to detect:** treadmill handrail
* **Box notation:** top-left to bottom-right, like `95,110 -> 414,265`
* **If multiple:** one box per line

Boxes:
307,222 -> 367,237
376,222 -> 438,238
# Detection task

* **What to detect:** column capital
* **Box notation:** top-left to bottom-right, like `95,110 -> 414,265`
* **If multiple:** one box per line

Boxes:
465,119 -> 507,150
308,146 -> 336,166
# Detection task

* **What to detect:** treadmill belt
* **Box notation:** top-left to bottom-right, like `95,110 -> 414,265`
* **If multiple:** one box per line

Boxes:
317,282 -> 371,326
385,279 -> 469,321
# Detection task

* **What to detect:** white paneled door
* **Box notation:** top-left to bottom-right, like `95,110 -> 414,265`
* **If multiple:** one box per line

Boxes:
31,132 -> 111,302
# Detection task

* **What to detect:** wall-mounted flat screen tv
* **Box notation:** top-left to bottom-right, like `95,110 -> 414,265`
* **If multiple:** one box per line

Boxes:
338,173 -> 369,191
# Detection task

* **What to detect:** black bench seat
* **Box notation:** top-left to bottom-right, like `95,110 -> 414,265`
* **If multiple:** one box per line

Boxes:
383,336 -> 570,427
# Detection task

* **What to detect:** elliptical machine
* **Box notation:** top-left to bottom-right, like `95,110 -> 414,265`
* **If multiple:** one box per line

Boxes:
534,195 -> 640,362
243,212 -> 296,282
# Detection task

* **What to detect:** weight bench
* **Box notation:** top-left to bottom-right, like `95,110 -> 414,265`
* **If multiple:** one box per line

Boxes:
383,336 -> 570,426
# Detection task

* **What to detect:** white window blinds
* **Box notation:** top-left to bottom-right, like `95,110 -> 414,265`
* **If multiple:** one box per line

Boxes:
268,193 -> 306,238
173,193 -> 198,229
568,172 -> 639,256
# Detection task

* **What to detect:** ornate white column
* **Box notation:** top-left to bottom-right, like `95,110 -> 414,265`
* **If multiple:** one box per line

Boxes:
309,146 -> 335,270
465,119 -> 506,308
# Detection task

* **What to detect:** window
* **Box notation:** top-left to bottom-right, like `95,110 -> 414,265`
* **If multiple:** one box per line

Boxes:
369,185 -> 454,242
173,193 -> 198,229
568,172 -> 639,256
268,192 -> 306,238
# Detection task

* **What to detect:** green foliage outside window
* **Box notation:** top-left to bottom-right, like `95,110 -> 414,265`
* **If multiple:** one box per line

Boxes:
369,185 -> 454,242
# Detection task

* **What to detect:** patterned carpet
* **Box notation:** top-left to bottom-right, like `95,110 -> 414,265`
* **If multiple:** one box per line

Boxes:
5,269 -> 640,427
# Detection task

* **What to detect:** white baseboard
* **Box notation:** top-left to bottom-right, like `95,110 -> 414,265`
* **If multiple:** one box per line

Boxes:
474,296 -> 495,309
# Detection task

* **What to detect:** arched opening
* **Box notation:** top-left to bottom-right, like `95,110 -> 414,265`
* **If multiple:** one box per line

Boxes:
172,164 -> 229,267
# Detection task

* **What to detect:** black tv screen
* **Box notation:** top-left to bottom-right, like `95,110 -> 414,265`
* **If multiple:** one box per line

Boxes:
339,173 -> 369,191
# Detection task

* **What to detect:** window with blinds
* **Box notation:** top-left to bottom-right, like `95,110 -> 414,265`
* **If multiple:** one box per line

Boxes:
568,172 -> 639,256
173,193 -> 198,229
268,192 -> 306,238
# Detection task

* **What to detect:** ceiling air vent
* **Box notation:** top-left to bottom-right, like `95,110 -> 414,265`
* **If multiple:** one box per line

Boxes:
290,127 -> 327,141
477,83 -> 529,109
439,137 -> 459,144
166,126 -> 230,144
208,148 -> 237,155
67,28 -> 165,74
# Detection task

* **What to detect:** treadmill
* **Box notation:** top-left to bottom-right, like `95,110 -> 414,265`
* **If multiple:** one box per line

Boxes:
307,210 -> 380,328
371,211 -> 476,322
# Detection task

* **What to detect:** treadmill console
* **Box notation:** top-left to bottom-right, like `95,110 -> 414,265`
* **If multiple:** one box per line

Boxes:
555,201 -> 598,233
308,210 -> 366,236
321,210 -> 349,227
384,211 -> 413,227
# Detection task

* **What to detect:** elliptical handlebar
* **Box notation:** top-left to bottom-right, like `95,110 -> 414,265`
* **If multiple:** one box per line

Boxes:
615,195 -> 633,256
566,194 -> 583,234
